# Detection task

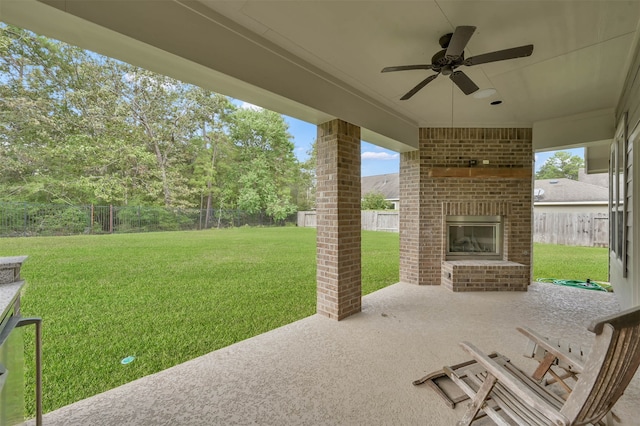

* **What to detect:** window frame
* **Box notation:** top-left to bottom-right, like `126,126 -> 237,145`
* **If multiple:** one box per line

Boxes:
610,113 -> 627,277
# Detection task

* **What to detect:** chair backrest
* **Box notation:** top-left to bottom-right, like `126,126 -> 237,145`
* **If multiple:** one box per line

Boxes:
560,306 -> 640,425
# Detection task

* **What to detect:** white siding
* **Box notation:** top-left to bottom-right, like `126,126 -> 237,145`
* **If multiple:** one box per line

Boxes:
610,119 -> 638,309
613,35 -> 640,309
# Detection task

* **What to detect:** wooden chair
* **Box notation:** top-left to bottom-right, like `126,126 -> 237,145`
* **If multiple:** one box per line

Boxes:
445,306 -> 640,425
520,328 -> 589,395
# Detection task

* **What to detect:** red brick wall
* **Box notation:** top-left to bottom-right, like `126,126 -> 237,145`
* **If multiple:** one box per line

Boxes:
400,128 -> 533,290
441,260 -> 530,292
316,120 -> 362,319
399,150 -> 421,284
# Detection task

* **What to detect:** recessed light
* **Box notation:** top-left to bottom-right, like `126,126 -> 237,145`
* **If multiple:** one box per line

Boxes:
490,100 -> 502,105
473,88 -> 497,99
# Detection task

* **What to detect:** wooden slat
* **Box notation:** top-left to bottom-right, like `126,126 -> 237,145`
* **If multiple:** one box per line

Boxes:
459,342 -> 570,425
531,352 -> 557,381
458,372 -> 497,425
518,327 -> 585,373
583,326 -> 640,422
466,371 -> 546,426
427,167 -> 532,179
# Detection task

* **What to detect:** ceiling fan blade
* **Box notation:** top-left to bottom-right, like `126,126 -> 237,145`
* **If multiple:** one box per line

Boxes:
400,74 -> 438,100
450,71 -> 479,95
445,26 -> 476,59
382,64 -> 434,73
465,44 -> 534,66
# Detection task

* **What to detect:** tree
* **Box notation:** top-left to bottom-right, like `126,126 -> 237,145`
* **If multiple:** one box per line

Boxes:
535,151 -> 584,180
230,108 -> 298,221
0,24 -> 308,216
0,25 -> 157,205
292,140 -> 316,211
183,87 -> 235,226
362,192 -> 393,210
120,67 -> 199,207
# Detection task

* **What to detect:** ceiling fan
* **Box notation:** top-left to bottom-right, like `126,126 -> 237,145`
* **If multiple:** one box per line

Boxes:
382,26 -> 533,100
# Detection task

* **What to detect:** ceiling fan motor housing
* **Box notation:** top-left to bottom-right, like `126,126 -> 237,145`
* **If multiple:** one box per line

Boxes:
431,49 -> 464,74
439,32 -> 453,49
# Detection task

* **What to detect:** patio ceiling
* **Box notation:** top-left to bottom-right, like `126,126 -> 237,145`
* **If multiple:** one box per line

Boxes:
2,1 -> 640,159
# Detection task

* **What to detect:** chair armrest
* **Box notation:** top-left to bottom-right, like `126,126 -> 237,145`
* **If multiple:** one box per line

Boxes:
517,327 -> 585,373
459,341 -> 570,426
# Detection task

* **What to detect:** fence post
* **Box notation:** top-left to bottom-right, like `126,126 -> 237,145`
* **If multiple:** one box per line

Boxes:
24,202 -> 28,235
90,204 -> 94,234
109,205 -> 113,234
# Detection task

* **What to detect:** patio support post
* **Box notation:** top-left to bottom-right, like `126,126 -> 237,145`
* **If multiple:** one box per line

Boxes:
316,119 -> 361,320
399,150 -> 423,284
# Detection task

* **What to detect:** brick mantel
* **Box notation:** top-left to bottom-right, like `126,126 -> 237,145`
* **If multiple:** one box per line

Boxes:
428,167 -> 532,179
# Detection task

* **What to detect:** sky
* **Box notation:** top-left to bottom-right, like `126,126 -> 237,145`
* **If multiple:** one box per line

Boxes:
284,114 -> 400,176
283,114 -> 585,176
235,101 -> 401,176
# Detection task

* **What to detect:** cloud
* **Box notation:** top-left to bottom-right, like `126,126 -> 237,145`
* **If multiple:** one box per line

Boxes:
239,102 -> 263,111
361,151 -> 399,160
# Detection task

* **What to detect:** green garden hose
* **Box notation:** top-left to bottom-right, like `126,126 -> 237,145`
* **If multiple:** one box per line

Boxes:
536,278 -> 612,292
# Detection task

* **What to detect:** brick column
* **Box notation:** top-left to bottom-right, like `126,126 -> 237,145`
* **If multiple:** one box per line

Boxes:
316,119 -> 361,320
399,151 -> 422,284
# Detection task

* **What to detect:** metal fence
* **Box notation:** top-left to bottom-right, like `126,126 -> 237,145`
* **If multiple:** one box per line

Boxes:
0,202 -> 296,237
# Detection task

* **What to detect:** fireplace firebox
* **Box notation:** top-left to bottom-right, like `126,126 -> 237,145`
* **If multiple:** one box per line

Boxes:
446,215 -> 503,260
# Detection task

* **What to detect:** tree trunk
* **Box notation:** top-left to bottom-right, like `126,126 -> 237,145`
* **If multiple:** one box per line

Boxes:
152,140 -> 172,207
140,113 -> 172,207
204,127 -> 218,228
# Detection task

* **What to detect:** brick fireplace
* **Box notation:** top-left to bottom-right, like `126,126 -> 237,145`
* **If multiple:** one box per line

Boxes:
400,128 -> 533,291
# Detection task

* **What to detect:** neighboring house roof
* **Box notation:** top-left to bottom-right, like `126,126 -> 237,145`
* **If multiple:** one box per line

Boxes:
578,168 -> 609,188
534,178 -> 608,203
361,173 -> 399,200
361,171 -> 609,204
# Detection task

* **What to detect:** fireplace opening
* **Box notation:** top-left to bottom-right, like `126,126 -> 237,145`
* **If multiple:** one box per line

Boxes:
446,215 -> 503,260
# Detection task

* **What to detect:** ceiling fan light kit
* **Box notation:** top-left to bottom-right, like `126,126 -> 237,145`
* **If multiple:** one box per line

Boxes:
382,26 -> 533,100
473,88 -> 497,99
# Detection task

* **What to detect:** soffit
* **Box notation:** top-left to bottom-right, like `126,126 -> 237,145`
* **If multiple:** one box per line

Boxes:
2,0 -> 640,153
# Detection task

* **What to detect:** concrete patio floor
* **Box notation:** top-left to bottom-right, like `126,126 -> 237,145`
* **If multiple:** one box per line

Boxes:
31,282 -> 640,425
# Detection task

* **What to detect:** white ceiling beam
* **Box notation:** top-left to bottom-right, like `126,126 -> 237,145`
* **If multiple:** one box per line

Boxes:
532,108 -> 614,151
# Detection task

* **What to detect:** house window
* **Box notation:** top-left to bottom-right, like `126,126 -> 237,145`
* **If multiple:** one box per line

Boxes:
610,113 -> 627,276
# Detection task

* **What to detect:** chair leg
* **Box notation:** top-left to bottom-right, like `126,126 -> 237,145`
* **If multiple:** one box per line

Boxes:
598,410 -> 621,426
546,368 -> 573,395
457,373 -> 497,426
531,352 -> 556,381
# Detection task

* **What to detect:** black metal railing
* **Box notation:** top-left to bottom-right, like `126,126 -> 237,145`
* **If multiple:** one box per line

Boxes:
0,202 -> 296,237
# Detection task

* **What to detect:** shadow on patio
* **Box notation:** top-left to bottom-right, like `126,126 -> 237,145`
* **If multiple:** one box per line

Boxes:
30,282 -> 639,425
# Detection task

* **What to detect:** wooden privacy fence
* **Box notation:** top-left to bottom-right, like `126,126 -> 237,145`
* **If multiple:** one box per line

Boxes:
299,210 -> 610,247
298,210 -> 398,233
533,211 -> 609,247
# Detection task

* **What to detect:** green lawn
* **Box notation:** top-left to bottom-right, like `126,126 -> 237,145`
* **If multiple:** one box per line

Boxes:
1,231 -> 609,418
533,243 -> 609,283
1,227 -> 399,417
